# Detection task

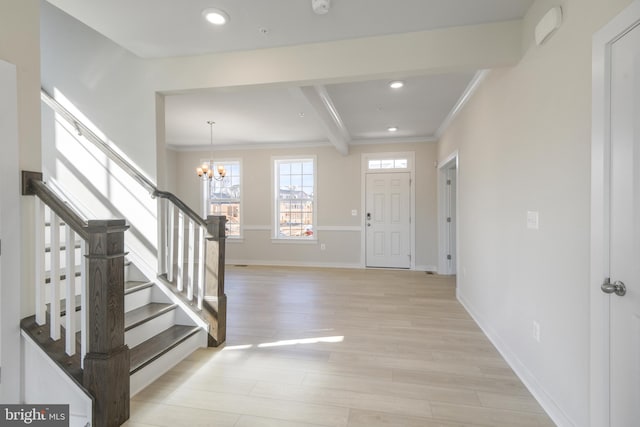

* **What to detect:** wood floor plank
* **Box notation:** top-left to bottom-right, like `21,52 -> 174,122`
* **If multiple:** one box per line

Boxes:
347,409 -> 465,427
430,402 -> 552,427
302,373 -> 481,406
126,400 -> 239,427
249,382 -> 433,418
129,266 -> 555,427
235,415 -> 330,427
164,388 -> 350,426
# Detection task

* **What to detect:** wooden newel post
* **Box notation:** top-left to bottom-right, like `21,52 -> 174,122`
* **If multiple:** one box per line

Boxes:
83,219 -> 130,427
203,215 -> 227,347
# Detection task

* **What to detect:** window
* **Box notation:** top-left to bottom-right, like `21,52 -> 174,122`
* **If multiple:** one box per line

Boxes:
274,157 -> 315,239
368,158 -> 408,170
207,160 -> 241,237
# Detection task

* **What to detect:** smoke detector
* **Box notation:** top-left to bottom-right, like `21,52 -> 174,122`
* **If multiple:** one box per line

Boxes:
312,0 -> 330,15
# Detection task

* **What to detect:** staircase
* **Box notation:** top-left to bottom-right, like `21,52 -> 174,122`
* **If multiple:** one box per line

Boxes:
19,90 -> 228,427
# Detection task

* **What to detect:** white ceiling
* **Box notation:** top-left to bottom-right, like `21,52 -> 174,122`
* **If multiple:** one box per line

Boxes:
46,0 -> 534,151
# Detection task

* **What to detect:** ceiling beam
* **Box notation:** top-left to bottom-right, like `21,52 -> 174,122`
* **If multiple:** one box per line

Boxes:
154,20 -> 522,93
297,85 -> 350,156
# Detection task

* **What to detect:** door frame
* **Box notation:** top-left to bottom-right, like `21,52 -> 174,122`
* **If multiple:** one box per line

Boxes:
591,2 -> 640,425
437,151 -> 459,275
361,152 -> 415,269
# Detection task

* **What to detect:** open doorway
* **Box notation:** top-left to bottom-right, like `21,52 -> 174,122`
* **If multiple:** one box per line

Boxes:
438,152 -> 458,276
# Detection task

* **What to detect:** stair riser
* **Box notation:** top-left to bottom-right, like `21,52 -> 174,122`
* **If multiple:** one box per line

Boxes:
125,262 -> 148,283
130,329 -> 205,397
124,286 -> 154,312
125,310 -> 177,349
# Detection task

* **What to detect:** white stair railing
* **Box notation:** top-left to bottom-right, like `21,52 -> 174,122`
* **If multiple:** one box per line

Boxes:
24,171 -> 131,427
41,88 -> 227,346
34,191 -> 87,357
161,198 -> 207,310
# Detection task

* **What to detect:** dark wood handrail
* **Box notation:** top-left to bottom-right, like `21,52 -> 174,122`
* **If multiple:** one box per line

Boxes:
22,171 -> 89,240
153,189 -> 208,230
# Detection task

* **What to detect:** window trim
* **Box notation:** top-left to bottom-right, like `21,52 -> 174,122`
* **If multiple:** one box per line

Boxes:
272,155 -> 317,241
200,157 -> 243,239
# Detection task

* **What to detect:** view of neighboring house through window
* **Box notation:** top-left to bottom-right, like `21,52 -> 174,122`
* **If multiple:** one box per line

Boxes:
274,157 -> 315,239
208,160 -> 241,237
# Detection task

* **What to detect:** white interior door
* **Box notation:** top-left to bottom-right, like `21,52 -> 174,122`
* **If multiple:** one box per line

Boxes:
607,20 -> 640,427
365,172 -> 410,268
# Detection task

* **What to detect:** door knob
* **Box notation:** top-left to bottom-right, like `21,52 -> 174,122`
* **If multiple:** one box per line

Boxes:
601,278 -> 626,297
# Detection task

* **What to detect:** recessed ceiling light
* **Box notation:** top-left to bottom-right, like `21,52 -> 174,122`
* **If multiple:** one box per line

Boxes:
389,81 -> 404,89
202,8 -> 229,25
387,126 -> 399,132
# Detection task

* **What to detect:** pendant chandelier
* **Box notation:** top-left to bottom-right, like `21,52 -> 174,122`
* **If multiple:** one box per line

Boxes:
196,120 -> 226,181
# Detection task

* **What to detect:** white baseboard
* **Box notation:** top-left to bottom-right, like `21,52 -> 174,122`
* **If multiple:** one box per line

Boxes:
416,264 -> 438,272
227,260 -> 438,271
457,291 -> 575,427
226,259 -> 362,269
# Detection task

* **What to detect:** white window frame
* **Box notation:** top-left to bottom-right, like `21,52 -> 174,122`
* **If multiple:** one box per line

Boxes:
272,155 -> 317,242
200,158 -> 243,240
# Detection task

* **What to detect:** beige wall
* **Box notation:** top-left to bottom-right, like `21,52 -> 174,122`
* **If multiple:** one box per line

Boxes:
0,0 -> 40,314
173,142 -> 438,268
0,0 -> 40,400
437,0 -> 632,425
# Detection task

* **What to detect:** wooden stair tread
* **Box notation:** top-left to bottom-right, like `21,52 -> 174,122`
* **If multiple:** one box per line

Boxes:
125,280 -> 153,294
125,303 -> 176,331
129,325 -> 201,374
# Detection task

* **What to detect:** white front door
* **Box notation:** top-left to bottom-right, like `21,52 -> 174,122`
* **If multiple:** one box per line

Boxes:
607,18 -> 640,427
365,172 -> 411,268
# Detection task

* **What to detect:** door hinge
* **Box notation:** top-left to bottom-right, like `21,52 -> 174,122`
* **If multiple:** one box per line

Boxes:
447,254 -> 452,260
446,217 -> 451,223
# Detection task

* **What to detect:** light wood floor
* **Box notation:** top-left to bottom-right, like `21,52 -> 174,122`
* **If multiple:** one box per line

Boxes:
124,266 -> 555,427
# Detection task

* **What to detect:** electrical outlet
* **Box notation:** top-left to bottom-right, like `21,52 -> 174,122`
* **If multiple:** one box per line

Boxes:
533,321 -> 541,342
351,209 -> 358,216
320,243 -> 326,251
